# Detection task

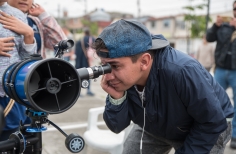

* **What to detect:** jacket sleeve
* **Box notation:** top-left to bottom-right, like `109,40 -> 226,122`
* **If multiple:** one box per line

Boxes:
206,23 -> 220,42
18,14 -> 37,59
103,96 -> 131,134
37,12 -> 67,50
18,38 -> 37,59
174,62 -> 233,154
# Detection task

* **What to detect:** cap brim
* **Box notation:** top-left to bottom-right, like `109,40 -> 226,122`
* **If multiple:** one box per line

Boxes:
149,39 -> 169,50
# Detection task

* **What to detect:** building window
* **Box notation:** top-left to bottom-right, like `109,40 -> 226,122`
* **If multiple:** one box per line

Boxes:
176,20 -> 185,30
163,19 -> 170,28
73,18 -> 77,24
151,21 -> 156,28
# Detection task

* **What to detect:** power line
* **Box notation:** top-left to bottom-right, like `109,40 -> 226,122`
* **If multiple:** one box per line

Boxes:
205,0 -> 210,32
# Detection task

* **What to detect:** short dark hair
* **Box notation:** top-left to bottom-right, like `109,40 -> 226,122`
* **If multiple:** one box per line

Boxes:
92,38 -> 107,51
83,27 -> 90,35
92,38 -> 155,63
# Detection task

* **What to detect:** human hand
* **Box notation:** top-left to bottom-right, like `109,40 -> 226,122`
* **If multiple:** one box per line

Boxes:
0,11 -> 34,37
230,18 -> 236,28
0,11 -> 34,44
216,16 -> 223,27
29,3 -> 46,17
0,37 -> 15,57
101,75 -> 125,99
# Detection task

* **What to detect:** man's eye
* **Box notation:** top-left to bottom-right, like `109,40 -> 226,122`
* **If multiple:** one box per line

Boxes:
112,65 -> 118,69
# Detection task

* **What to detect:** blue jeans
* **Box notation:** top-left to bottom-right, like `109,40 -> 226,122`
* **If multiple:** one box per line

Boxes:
123,123 -> 231,154
63,56 -> 70,62
215,67 -> 236,138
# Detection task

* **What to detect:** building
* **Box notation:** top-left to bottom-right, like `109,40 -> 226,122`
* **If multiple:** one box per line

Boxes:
144,10 -> 232,54
61,8 -> 232,54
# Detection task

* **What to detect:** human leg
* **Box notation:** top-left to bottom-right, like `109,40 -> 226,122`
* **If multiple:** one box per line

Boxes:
63,56 -> 70,62
227,70 -> 236,137
123,122 -> 231,154
225,69 -> 236,148
170,122 -> 231,153
87,80 -> 94,96
122,124 -> 172,154
214,68 -> 228,90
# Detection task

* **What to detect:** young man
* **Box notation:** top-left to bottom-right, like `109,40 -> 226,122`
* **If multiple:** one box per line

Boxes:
206,0 -> 236,149
93,19 -> 234,154
7,0 -> 66,58
0,0 -> 36,140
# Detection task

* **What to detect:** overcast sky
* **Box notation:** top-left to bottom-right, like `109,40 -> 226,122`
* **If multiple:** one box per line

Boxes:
34,0 -> 234,18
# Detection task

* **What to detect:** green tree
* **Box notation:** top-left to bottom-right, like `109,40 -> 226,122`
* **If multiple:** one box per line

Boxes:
81,19 -> 99,36
183,0 -> 211,38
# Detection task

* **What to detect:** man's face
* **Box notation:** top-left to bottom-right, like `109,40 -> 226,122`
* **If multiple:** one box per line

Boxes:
0,0 -> 7,3
233,3 -> 236,18
0,0 -> 7,5
8,0 -> 33,13
100,53 -> 144,92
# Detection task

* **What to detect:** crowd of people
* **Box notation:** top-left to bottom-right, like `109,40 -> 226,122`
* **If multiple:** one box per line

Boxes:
0,0 -> 236,153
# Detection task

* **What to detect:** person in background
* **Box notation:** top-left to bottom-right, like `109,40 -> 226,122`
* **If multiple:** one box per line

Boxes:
75,27 -> 95,96
93,19 -> 233,154
7,0 -> 66,58
195,34 -> 215,72
206,0 -> 236,149
0,0 -> 36,141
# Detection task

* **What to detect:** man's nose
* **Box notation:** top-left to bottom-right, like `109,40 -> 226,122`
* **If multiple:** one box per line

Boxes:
105,72 -> 115,80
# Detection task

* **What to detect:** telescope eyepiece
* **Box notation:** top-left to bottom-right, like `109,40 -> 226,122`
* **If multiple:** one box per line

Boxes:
54,39 -> 74,51
77,63 -> 111,81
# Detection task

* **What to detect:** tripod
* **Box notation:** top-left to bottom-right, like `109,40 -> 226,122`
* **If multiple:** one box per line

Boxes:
0,108 -> 84,153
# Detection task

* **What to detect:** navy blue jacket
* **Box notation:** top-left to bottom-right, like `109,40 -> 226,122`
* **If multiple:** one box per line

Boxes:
103,35 -> 234,154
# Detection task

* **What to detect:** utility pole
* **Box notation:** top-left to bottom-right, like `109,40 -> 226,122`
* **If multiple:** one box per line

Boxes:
84,0 -> 87,14
57,3 -> 61,25
205,0 -> 210,32
74,0 -> 87,15
137,0 -> 141,19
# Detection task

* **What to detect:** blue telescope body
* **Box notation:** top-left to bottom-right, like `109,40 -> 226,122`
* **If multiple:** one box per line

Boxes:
2,55 -> 81,114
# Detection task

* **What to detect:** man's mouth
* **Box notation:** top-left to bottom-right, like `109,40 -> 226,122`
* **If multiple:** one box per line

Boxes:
110,82 -> 121,87
19,2 -> 28,7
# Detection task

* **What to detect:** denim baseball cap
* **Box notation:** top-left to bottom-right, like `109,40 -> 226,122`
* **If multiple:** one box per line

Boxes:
96,19 -> 169,58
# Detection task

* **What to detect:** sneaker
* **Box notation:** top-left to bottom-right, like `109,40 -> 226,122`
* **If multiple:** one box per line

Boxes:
230,138 -> 236,149
87,91 -> 95,96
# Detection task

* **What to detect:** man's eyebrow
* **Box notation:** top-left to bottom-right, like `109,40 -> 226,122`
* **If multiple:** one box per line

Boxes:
108,61 -> 120,64
101,59 -> 120,64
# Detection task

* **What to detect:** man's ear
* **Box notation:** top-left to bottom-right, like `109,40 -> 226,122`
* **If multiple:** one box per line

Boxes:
140,53 -> 152,71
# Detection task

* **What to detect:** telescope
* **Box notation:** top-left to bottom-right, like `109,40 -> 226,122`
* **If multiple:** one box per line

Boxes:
0,39 -> 111,153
